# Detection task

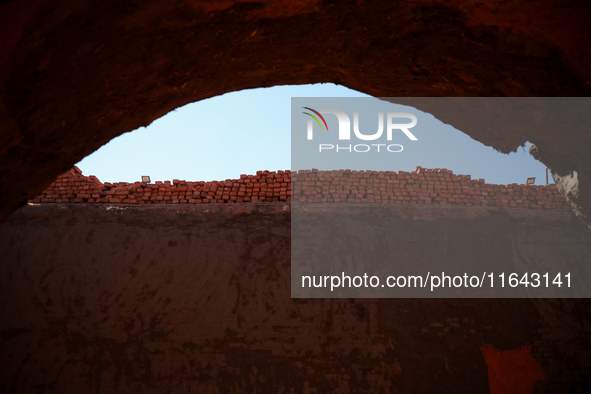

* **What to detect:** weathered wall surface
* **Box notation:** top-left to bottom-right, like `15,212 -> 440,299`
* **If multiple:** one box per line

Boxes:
1,1 -> 591,225
1,203 -> 590,393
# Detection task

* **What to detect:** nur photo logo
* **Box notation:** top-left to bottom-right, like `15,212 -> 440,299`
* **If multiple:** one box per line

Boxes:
302,107 -> 418,153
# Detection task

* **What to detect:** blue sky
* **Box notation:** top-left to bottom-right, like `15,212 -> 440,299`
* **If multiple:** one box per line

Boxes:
77,84 -> 550,185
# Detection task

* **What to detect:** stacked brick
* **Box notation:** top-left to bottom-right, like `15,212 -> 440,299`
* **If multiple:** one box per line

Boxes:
32,167 -> 105,204
30,166 -> 571,210
30,166 -> 291,204
291,167 -> 570,210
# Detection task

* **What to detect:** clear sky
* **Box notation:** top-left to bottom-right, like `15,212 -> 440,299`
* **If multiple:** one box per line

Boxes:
77,84 -> 550,185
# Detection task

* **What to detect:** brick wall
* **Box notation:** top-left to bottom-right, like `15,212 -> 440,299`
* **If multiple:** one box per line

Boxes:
30,166 -> 571,210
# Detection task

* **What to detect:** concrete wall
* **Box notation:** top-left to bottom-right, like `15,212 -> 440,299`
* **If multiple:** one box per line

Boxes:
1,203 -> 590,393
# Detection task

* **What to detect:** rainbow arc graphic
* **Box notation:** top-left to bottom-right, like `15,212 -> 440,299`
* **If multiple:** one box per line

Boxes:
302,107 -> 329,131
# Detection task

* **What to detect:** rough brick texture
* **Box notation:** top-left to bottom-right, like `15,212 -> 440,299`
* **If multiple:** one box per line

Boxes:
30,166 -> 571,210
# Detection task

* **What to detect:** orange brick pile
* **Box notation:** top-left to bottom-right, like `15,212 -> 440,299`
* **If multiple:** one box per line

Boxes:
30,167 -> 290,204
30,166 -> 571,210
292,167 -> 570,209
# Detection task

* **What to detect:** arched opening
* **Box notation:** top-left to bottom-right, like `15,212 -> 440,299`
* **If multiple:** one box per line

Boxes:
1,0 -> 590,225
2,1 -> 591,392
75,84 -> 550,186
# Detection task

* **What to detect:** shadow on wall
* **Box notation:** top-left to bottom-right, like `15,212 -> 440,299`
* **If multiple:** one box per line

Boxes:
1,201 -> 590,392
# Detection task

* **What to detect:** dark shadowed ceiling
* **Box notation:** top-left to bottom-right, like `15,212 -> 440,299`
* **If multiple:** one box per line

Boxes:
1,0 -> 590,227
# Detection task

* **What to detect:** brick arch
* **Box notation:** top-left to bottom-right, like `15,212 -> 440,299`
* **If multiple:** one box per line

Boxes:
1,0 -> 590,225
